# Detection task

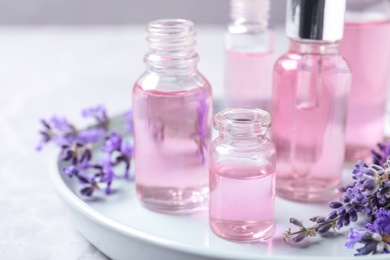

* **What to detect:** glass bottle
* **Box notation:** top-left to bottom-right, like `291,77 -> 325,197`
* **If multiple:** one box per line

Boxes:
132,19 -> 213,214
341,0 -> 390,161
272,0 -> 351,202
209,108 -> 276,241
225,0 -> 273,110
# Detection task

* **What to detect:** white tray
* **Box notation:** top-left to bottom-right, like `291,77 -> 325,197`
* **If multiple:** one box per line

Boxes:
51,153 -> 389,260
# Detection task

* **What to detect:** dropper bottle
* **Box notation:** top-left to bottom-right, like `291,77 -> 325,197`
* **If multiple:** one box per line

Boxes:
272,0 -> 352,202
225,0 -> 273,110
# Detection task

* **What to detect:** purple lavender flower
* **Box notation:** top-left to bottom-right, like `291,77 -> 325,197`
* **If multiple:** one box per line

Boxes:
352,160 -> 371,179
63,165 -> 78,177
50,116 -> 74,132
36,117 -> 75,150
372,142 -> 390,167
366,209 -> 390,234
125,110 -> 134,133
101,159 -> 116,183
345,228 -> 365,249
121,141 -> 134,158
38,105 -> 135,198
78,128 -> 105,144
346,227 -> 390,255
120,141 -> 134,179
103,133 -> 122,153
82,105 -> 108,128
80,186 -> 95,196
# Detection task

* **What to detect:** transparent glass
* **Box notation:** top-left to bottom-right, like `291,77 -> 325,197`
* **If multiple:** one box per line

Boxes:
225,0 -> 273,110
132,19 -> 213,214
209,108 -> 276,242
341,0 -> 390,161
272,40 -> 351,202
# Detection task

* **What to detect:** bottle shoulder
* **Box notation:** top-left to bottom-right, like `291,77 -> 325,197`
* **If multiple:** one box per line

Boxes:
274,52 -> 351,74
210,137 -> 276,155
134,70 -> 211,93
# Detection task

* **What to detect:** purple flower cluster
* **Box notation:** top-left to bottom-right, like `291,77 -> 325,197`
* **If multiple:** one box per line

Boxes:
346,208 -> 390,255
37,106 -> 134,196
285,142 -> 390,256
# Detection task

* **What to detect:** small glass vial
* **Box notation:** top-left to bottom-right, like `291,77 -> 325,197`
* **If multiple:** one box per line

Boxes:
225,0 -> 273,110
341,0 -> 390,161
132,19 -> 213,214
272,0 -> 351,202
209,108 -> 276,242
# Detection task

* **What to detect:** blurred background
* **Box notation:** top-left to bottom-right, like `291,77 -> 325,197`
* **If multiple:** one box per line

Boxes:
0,0 -> 286,25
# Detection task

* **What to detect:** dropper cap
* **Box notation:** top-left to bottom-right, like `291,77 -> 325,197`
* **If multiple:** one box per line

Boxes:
286,0 -> 347,42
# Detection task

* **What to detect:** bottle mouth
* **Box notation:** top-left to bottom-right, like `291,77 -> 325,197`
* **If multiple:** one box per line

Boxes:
147,19 -> 196,40
214,108 -> 272,135
145,19 -> 198,67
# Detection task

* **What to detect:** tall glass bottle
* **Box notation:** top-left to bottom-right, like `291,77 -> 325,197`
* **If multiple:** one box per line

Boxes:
272,0 -> 351,202
341,0 -> 390,161
225,0 -> 273,110
132,19 -> 213,213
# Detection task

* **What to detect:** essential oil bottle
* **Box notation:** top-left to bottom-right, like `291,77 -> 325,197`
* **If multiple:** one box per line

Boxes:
209,108 -> 276,241
132,19 -> 213,214
272,0 -> 351,202
225,0 -> 273,110
341,0 -> 390,161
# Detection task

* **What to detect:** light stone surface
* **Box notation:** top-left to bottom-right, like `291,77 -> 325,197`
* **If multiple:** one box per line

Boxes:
0,25 -> 232,259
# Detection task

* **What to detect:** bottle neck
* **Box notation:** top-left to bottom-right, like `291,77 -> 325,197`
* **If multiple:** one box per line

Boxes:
229,0 -> 270,33
289,39 -> 340,55
214,108 -> 271,141
219,131 -> 267,141
145,19 -> 199,75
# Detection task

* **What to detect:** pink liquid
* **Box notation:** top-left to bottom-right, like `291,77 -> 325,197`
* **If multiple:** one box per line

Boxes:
209,163 -> 275,241
133,83 -> 212,213
272,45 -> 351,202
340,20 -> 390,161
225,50 -> 273,110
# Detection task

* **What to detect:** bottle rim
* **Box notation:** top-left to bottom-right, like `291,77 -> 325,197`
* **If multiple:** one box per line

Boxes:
214,108 -> 272,135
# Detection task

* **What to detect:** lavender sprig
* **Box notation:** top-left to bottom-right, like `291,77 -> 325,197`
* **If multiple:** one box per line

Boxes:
285,143 -> 390,256
37,105 -> 134,196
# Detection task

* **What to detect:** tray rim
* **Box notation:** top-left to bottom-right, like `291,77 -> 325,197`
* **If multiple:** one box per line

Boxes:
51,153 -> 390,260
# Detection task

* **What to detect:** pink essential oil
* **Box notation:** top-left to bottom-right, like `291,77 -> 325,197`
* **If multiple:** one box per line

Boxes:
209,109 -> 276,241
225,0 -> 273,110
225,50 -> 273,109
132,19 -> 213,214
272,0 -> 351,202
341,0 -> 390,161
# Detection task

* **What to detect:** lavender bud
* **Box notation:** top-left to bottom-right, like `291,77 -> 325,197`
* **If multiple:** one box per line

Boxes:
344,204 -> 354,213
341,195 -> 351,203
309,216 -> 319,222
342,215 -> 350,226
336,218 -> 344,229
80,186 -> 94,196
350,211 -> 358,222
337,207 -> 346,215
317,224 -> 332,234
293,233 -> 306,243
290,218 -> 303,227
326,210 -> 338,221
315,217 -> 326,224
329,201 -> 343,209
357,241 -> 376,255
